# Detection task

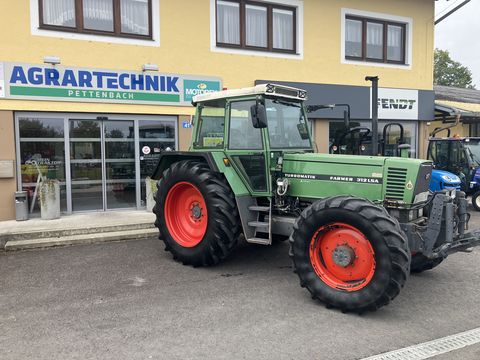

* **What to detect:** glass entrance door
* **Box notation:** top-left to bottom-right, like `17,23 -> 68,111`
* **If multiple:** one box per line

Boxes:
104,121 -> 136,209
69,119 -> 136,211
70,119 -> 103,211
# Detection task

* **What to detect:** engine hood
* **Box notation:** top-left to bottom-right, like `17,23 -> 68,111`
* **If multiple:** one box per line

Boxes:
281,152 -> 431,203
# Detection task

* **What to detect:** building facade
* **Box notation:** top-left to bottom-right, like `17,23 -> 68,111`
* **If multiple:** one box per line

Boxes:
0,0 -> 435,220
433,85 -> 480,138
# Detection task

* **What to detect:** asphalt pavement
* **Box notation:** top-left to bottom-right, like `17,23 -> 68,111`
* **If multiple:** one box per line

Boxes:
1,208 -> 480,360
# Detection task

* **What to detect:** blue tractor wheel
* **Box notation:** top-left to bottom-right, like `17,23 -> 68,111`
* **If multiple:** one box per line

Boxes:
472,191 -> 480,211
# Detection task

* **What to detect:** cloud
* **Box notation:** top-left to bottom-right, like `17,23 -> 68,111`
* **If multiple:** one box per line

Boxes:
435,0 -> 480,88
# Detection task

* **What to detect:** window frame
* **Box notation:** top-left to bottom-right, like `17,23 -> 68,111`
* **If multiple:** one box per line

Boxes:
38,0 -> 153,40
193,102 -> 227,150
227,100 -> 264,150
345,15 -> 406,65
215,0 -> 297,54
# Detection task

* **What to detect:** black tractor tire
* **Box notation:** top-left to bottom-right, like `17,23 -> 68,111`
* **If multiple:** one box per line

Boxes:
153,160 -> 240,267
410,254 -> 444,274
272,234 -> 290,242
289,195 -> 411,313
472,191 -> 480,211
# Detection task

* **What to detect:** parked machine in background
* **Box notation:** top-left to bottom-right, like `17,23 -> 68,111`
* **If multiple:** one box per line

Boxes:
428,136 -> 480,210
428,169 -> 462,192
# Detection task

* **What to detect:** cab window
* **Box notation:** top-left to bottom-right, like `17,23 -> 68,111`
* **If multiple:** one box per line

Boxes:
451,141 -> 468,169
194,100 -> 226,149
429,141 -> 450,170
228,100 -> 263,150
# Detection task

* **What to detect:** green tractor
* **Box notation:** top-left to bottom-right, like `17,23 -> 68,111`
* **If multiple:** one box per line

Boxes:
152,84 -> 480,313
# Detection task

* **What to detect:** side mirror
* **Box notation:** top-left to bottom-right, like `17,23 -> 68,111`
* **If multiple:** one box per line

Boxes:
250,103 -> 268,129
343,109 -> 350,129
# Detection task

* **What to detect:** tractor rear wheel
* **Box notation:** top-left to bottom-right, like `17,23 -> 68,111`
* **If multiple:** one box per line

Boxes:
410,254 -> 444,273
153,160 -> 240,267
289,196 -> 410,313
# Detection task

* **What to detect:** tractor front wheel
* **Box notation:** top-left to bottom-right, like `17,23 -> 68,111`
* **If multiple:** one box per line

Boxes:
289,196 -> 410,313
154,160 -> 240,267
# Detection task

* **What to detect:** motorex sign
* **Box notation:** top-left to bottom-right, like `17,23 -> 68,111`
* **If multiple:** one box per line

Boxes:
183,80 -> 221,102
1,62 -> 222,106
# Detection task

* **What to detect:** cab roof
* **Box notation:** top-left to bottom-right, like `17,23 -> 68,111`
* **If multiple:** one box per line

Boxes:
192,83 -> 307,104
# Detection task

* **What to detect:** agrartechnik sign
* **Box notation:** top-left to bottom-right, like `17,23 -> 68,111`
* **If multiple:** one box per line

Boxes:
0,62 -> 222,106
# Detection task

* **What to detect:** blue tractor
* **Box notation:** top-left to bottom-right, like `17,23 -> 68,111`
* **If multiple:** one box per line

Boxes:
428,169 -> 461,192
428,137 -> 480,210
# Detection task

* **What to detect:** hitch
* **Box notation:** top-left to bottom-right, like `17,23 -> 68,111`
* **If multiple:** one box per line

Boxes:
430,229 -> 480,259
442,229 -> 480,256
405,190 -> 479,260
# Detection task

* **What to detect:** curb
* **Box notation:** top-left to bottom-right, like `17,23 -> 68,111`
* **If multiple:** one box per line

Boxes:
4,228 -> 159,251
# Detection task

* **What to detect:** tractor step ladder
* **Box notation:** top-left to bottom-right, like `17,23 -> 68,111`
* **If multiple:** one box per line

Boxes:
245,198 -> 272,245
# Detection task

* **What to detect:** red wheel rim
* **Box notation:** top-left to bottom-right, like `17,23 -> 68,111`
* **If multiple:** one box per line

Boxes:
309,223 -> 376,292
164,182 -> 208,248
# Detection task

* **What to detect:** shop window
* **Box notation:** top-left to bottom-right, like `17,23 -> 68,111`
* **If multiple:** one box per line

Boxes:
16,113 -> 178,214
345,15 -> 406,64
18,117 -> 67,215
139,119 -> 176,206
39,0 -> 152,39
216,0 -> 296,53
328,120 -> 417,157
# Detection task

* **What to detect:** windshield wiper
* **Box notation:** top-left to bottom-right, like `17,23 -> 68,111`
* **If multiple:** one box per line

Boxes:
272,99 -> 301,108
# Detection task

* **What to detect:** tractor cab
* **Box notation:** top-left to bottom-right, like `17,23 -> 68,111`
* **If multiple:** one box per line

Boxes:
190,84 -> 313,195
428,137 -> 480,209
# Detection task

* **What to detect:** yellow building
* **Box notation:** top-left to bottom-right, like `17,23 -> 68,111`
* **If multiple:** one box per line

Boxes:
0,0 -> 436,220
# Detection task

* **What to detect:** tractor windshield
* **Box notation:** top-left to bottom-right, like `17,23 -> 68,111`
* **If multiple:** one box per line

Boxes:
265,99 -> 312,149
464,140 -> 480,166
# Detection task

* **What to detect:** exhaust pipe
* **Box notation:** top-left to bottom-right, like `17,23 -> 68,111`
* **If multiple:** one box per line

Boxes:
366,76 -> 379,156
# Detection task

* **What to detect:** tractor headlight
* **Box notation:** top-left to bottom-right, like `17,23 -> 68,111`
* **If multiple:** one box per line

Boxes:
441,174 -> 460,183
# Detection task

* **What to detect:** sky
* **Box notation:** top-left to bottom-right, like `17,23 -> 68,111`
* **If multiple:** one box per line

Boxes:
435,0 -> 480,88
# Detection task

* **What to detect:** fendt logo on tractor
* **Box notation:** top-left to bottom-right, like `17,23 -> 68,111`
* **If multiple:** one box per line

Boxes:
150,83 -> 480,313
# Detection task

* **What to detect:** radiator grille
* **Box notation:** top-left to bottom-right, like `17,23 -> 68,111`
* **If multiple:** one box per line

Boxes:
386,167 -> 407,200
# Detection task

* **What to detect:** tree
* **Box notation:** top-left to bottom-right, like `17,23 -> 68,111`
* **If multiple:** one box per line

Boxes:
434,49 -> 476,89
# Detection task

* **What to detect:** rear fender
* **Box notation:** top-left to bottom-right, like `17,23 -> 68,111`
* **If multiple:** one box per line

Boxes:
151,151 -> 250,197
151,152 -> 219,180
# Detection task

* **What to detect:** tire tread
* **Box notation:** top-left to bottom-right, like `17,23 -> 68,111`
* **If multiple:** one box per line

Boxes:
153,160 -> 240,267
289,195 -> 410,313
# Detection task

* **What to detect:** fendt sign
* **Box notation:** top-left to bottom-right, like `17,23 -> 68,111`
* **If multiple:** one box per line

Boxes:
371,87 -> 419,120
0,62 -> 221,106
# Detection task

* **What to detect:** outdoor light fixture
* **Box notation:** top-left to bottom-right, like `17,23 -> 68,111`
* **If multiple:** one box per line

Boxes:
142,63 -> 159,72
43,56 -> 61,65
